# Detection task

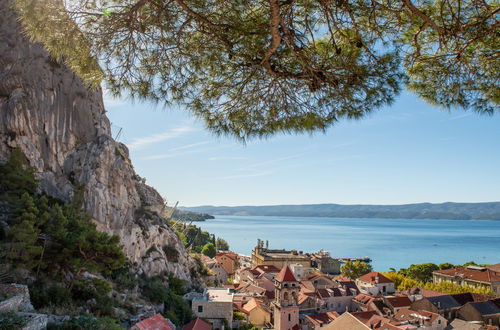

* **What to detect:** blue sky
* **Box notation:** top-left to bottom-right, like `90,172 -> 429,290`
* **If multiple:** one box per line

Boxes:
104,90 -> 500,207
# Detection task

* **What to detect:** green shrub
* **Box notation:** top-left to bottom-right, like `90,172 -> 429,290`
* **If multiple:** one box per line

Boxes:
29,282 -> 72,309
47,315 -> 124,330
140,276 -> 169,303
0,312 -> 28,330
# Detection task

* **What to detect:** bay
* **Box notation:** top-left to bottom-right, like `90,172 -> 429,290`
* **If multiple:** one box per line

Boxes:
196,215 -> 500,271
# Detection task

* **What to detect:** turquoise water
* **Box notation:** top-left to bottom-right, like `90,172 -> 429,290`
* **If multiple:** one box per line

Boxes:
196,215 -> 500,271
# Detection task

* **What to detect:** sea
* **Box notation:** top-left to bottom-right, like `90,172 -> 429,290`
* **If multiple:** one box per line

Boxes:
196,215 -> 500,271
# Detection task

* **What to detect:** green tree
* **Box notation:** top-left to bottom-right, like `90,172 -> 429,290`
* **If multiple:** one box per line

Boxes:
0,148 -> 38,198
340,260 -> 372,279
13,0 -> 498,141
439,263 -> 455,270
201,243 -> 217,258
399,263 -> 439,283
2,193 -> 42,270
216,238 -> 229,251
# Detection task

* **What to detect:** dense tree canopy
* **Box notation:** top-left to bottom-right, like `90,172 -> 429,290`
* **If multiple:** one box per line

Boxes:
340,260 -> 373,279
13,0 -> 498,140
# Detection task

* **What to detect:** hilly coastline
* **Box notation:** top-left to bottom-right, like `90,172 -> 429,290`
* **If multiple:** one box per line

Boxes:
183,202 -> 500,220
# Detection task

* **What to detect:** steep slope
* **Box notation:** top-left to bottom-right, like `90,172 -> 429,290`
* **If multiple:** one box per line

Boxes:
0,0 -> 198,284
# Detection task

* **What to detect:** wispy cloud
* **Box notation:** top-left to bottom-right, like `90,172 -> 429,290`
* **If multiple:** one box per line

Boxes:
240,153 -> 306,170
449,112 -> 473,121
128,126 -> 194,151
219,171 -> 273,180
208,156 -> 247,161
142,142 -> 234,160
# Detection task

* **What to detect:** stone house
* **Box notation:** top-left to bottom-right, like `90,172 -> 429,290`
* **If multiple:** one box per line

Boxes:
432,265 -> 500,297
191,288 -> 234,329
457,299 -> 500,327
410,293 -> 493,321
215,252 -> 239,278
383,296 -> 413,315
241,298 -> 271,327
356,272 -> 395,296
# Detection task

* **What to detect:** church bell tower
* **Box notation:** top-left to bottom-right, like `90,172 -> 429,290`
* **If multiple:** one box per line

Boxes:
273,264 -> 300,330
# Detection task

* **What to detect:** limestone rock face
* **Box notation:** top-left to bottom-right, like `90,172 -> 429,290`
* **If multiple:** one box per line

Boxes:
0,0 -> 197,284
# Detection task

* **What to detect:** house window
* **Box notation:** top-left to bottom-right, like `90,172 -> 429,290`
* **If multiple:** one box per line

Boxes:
383,286 -> 386,292
288,314 -> 291,321
438,320 -> 441,324
198,305 -> 203,313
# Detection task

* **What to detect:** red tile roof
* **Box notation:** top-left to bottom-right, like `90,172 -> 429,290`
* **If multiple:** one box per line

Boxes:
351,311 -> 378,324
252,265 -> 280,274
304,312 -> 339,326
216,252 -> 238,260
276,264 -> 298,282
183,318 -> 212,330
133,314 -> 175,330
358,272 -> 393,284
385,296 -> 412,308
434,266 -> 500,283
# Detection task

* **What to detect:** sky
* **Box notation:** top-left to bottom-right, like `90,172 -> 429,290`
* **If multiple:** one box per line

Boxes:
104,90 -> 500,207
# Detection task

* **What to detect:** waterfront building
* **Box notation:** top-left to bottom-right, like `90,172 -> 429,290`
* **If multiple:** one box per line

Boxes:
310,250 -> 341,275
252,239 -> 311,269
433,265 -> 500,297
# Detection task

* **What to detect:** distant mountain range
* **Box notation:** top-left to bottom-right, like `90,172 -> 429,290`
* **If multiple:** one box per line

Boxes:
182,202 -> 500,220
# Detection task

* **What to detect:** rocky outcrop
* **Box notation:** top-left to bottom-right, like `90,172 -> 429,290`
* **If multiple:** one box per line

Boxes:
0,0 -> 198,284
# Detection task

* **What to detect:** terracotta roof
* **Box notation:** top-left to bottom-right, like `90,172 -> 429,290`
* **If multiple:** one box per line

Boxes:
298,294 -> 312,305
417,309 -> 443,323
134,314 -> 175,330
243,298 -> 271,314
216,251 -> 238,260
351,311 -> 378,324
276,264 -> 298,282
183,318 -> 212,330
433,266 -> 500,283
385,296 -> 412,308
366,315 -> 392,329
358,272 -> 393,284
304,312 -> 339,326
354,293 -> 377,305
252,265 -> 280,274
488,263 -> 500,272
317,288 -> 331,299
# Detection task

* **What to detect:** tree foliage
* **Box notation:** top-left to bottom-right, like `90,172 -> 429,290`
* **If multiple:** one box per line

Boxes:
201,243 -> 217,258
0,150 -> 126,278
340,260 -> 372,279
383,271 -> 494,295
12,0 -> 498,140
398,262 -> 439,282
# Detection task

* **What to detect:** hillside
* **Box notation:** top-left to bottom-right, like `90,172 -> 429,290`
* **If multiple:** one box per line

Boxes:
183,202 -> 500,220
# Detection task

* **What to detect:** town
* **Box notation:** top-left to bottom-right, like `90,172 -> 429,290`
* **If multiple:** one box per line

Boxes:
178,239 -> 499,330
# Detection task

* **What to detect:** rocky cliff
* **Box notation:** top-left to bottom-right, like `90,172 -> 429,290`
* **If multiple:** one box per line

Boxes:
0,0 -> 198,285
